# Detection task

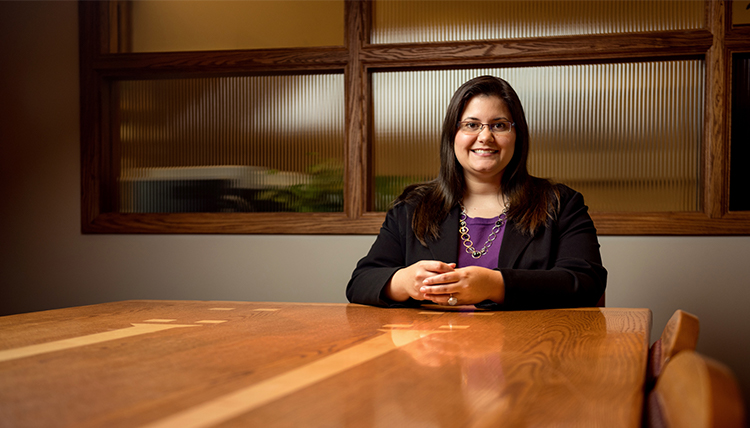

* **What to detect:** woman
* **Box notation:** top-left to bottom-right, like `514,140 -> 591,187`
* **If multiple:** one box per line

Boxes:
347,75 -> 606,309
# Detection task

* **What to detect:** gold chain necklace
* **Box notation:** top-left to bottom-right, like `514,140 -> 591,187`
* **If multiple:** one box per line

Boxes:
459,202 -> 508,259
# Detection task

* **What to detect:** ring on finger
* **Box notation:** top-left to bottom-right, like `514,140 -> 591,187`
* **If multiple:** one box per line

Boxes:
447,294 -> 458,306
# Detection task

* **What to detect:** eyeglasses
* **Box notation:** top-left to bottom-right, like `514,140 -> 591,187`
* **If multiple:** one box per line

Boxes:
458,120 -> 515,135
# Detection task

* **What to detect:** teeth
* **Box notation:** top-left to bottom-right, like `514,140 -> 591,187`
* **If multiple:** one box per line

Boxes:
472,149 -> 497,154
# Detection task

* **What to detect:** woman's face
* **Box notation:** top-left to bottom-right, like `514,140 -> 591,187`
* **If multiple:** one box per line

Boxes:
453,95 -> 516,185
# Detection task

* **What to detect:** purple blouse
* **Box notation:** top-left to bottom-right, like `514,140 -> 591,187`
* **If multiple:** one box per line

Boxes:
457,214 -> 506,269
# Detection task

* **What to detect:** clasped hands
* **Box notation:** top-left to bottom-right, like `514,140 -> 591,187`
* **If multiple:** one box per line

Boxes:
387,260 -> 505,306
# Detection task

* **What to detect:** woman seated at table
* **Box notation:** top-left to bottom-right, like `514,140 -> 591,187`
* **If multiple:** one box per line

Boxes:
346,75 -> 607,310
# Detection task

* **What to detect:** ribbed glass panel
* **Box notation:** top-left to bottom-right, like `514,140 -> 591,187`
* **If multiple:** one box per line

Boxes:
372,0 -> 704,44
128,1 -> 344,52
118,74 -> 344,213
371,72 -> 446,210
372,61 -> 703,212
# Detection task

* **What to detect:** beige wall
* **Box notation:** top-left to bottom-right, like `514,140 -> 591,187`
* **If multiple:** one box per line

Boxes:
2,0 -> 749,416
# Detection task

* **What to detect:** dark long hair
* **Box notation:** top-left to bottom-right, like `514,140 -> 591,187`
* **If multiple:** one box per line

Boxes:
397,75 -> 559,246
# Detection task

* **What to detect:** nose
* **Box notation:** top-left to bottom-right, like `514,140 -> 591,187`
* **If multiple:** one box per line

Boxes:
477,124 -> 494,141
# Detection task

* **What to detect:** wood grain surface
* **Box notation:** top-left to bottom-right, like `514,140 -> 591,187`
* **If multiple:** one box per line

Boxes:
0,301 -> 651,427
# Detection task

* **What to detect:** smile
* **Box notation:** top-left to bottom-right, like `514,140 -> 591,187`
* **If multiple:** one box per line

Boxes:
471,149 -> 498,154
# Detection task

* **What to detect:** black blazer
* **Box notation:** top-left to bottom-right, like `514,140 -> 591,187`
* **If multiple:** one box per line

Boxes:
346,184 -> 607,310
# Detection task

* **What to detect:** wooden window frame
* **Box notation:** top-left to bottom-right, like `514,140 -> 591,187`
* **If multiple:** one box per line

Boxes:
80,0 -> 750,235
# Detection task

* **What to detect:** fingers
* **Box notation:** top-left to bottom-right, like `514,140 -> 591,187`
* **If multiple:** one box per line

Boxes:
425,267 -> 505,305
423,290 -> 458,306
420,283 -> 452,294
418,260 -> 456,275
393,261 -> 458,302
420,266 -> 462,301
421,271 -> 458,286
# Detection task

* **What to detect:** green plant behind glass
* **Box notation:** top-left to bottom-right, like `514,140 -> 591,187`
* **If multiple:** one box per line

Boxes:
258,154 -> 344,212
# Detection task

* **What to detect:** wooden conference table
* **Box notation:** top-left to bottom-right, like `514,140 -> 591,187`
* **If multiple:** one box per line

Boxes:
0,300 -> 652,427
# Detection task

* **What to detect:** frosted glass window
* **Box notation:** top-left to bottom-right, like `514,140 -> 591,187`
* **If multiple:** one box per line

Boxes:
126,0 -> 344,52
118,74 -> 345,213
372,62 -> 704,212
373,0 -> 704,44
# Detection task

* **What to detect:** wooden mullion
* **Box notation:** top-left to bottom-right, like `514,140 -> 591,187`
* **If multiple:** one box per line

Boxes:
86,212 -> 385,234
725,32 -> 750,49
91,48 -> 349,78
592,212 -> 750,235
82,210 -> 750,235
704,0 -> 729,219
359,30 -> 713,68
107,79 -> 121,213
362,0 -> 375,213
726,7 -> 750,49
80,0 -> 109,232
344,0 -> 367,218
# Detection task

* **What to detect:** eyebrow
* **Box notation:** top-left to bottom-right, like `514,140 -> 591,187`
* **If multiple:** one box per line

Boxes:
461,116 -> 512,122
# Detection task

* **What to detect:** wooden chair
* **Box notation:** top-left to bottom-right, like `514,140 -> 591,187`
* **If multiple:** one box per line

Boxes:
647,309 -> 700,389
646,350 -> 746,428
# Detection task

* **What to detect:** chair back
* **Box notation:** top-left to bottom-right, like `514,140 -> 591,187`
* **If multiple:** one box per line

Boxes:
646,350 -> 746,428
647,309 -> 700,388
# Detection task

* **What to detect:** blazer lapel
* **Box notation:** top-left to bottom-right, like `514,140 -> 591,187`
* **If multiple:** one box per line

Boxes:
497,221 -> 533,268
427,206 -> 460,263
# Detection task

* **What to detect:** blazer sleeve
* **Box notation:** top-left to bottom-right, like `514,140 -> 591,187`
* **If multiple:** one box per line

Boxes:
491,185 -> 607,310
346,203 -> 422,308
